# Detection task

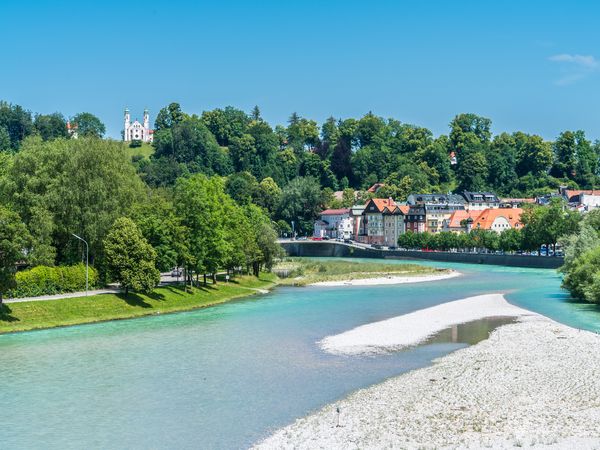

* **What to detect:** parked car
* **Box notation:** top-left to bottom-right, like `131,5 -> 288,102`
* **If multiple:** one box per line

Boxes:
171,268 -> 182,277
344,239 -> 352,243
372,244 -> 382,249
322,236 -> 330,240
389,246 -> 397,250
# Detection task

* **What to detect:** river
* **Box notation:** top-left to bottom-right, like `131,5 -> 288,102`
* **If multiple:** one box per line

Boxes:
0,258 -> 599,449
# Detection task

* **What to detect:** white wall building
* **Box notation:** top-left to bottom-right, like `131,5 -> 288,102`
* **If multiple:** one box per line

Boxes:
313,209 -> 352,238
124,108 -> 154,143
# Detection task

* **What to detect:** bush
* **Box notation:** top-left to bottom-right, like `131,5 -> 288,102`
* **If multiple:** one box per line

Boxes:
9,264 -> 99,298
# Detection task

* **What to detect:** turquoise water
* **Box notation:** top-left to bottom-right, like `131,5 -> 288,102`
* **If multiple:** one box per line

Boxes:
1,259 -> 599,449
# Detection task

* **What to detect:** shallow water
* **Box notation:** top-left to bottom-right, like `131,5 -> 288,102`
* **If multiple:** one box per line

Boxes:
0,258 -> 599,449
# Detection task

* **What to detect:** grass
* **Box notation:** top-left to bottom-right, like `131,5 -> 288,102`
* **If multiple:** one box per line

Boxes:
0,273 -> 278,334
125,142 -> 154,160
274,258 -> 449,286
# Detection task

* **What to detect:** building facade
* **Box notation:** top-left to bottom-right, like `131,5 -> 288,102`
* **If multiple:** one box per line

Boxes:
405,205 -> 426,233
382,205 -> 408,246
362,198 -> 396,244
124,108 -> 154,143
407,194 -> 466,233
313,208 -> 352,238
462,191 -> 500,211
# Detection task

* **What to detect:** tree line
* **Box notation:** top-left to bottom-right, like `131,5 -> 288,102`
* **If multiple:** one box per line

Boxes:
0,135 -> 281,301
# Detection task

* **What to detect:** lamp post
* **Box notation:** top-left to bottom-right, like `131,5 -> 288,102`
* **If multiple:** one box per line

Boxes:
72,233 -> 89,296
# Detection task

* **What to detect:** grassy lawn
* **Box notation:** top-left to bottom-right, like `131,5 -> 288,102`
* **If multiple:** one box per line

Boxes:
125,142 -> 154,160
0,273 -> 278,334
274,258 -> 449,286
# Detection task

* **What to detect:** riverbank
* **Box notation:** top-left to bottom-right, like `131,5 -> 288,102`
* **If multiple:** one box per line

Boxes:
0,273 -> 277,334
310,271 -> 459,287
275,258 -> 452,287
320,294 -> 528,354
256,296 -> 600,448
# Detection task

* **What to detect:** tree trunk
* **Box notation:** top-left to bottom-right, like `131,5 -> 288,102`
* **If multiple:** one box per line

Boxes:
212,273 -> 217,284
203,273 -> 207,286
0,292 -> 3,304
125,286 -> 129,295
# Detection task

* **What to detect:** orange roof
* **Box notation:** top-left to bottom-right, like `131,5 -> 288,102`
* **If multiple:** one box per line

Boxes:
365,198 -> 396,213
382,204 -> 409,215
472,208 -> 522,230
565,190 -> 600,200
447,210 -> 480,228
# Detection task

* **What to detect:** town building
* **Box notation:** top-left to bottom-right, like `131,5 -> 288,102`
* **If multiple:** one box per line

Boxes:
462,191 -> 500,211
405,204 -> 426,233
407,194 -> 466,233
313,208 -> 352,239
471,208 -> 523,233
560,188 -> 600,211
443,210 -> 481,233
350,205 -> 366,240
362,198 -> 396,244
123,108 -> 154,143
382,205 -> 409,246
500,198 -> 535,208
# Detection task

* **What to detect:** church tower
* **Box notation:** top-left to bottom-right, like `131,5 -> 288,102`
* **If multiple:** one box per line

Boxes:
124,108 -> 131,140
143,108 -> 149,130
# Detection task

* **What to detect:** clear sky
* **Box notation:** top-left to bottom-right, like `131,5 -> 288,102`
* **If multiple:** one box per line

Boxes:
2,0 -> 599,140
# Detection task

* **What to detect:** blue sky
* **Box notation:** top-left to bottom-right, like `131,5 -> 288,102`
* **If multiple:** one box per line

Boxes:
2,0 -> 600,140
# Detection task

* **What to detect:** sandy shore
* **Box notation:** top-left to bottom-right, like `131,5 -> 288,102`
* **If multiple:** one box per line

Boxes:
255,296 -> 600,449
309,270 -> 460,287
320,294 -> 530,355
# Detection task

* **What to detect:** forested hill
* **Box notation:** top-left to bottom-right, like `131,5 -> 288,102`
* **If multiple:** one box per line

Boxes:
2,101 -> 598,203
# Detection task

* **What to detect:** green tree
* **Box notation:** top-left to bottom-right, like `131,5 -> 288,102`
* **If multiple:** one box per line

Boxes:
276,176 -> 323,235
0,101 -> 34,149
225,172 -> 259,205
449,113 -> 491,149
131,192 -> 189,272
33,113 -> 68,140
71,112 -> 106,138
0,206 -> 32,302
103,217 -> 160,295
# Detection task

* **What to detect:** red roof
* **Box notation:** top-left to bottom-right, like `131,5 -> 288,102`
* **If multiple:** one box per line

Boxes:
364,198 -> 396,213
565,190 -> 600,200
320,208 -> 350,216
447,210 -> 480,228
472,208 -> 523,230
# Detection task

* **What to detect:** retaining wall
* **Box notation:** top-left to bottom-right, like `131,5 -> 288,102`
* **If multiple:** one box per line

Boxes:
280,241 -> 563,269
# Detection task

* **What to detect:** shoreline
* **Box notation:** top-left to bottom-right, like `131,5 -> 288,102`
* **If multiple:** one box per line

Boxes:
320,293 -> 527,355
255,295 -> 600,448
0,276 -> 277,335
308,270 -> 460,287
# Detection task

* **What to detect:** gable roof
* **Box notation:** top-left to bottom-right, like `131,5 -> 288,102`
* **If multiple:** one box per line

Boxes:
364,198 -> 396,213
367,183 -> 385,193
382,204 -> 410,215
407,193 -> 465,205
472,208 -> 523,230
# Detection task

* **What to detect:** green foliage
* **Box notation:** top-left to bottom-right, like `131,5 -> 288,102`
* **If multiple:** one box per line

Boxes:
0,101 -> 34,149
10,264 -> 98,298
131,191 -> 189,272
33,113 -> 68,141
71,112 -> 106,138
520,199 -> 580,250
103,217 -> 160,294
3,137 -> 145,263
0,206 -> 32,301
277,176 -> 324,235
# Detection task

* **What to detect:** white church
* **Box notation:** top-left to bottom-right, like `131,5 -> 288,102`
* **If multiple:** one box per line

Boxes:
123,108 -> 154,143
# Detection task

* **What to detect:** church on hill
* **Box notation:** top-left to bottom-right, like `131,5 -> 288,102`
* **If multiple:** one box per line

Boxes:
123,108 -> 154,143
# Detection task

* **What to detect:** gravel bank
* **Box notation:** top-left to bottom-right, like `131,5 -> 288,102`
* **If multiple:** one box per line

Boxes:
255,298 -> 600,449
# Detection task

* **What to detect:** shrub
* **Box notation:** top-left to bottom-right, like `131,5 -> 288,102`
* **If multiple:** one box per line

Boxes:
9,264 -> 99,298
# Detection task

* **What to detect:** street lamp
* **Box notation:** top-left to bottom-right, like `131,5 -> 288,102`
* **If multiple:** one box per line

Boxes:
72,233 -> 89,296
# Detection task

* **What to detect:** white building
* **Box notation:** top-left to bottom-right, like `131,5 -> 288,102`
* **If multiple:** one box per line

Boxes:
124,108 -> 154,143
313,208 -> 353,239
462,191 -> 500,211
